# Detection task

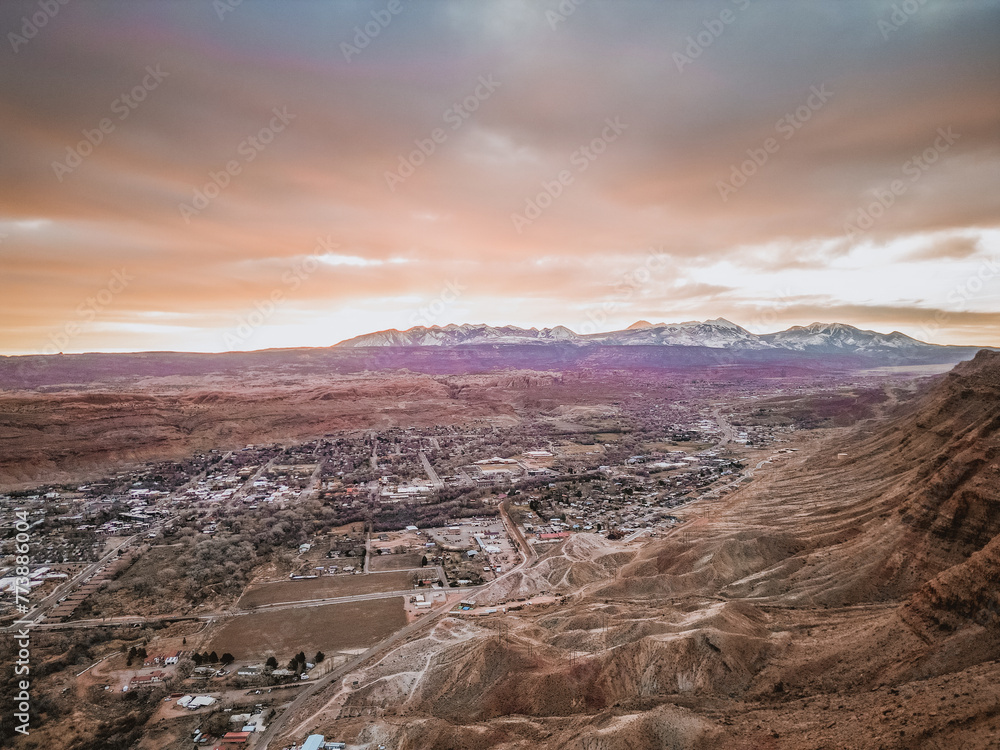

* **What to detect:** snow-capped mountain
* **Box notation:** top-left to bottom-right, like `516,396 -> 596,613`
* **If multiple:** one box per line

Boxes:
759,323 -> 925,352
334,319 -> 942,354
587,317 -> 769,349
336,323 -> 581,348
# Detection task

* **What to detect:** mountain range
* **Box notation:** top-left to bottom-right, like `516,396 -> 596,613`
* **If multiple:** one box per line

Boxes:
335,318 -> 967,356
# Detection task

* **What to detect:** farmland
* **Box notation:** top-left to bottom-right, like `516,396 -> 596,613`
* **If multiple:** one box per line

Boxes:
238,571 -> 416,608
368,553 -> 425,572
206,598 -> 408,660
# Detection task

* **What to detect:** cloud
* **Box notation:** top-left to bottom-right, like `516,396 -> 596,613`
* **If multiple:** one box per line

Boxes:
0,0 -> 997,352
906,234 -> 982,262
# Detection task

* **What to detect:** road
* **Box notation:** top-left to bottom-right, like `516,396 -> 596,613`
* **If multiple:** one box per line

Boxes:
419,449 -> 443,488
28,584 -> 487,631
499,499 -> 535,567
705,407 -> 734,452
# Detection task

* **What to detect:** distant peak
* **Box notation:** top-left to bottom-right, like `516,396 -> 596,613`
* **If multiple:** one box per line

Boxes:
705,317 -> 742,329
627,320 -> 654,330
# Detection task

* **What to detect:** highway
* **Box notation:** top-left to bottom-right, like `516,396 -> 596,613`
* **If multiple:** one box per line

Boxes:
28,583 -> 486,631
706,407 -> 734,452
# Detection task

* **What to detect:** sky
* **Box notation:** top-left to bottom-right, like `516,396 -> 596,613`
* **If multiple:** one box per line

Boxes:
1,0 -> 999,354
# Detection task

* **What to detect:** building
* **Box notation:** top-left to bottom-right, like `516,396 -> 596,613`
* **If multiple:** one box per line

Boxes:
129,670 -> 165,687
214,731 -> 252,747
301,735 -> 325,750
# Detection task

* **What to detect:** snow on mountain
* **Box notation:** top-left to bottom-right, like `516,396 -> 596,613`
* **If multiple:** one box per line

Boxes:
336,324 -> 583,348
759,323 -> 925,352
587,317 -> 767,349
334,319 -> 938,353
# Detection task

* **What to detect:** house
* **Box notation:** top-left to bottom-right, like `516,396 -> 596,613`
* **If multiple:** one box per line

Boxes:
130,670 -> 165,687
164,651 -> 180,665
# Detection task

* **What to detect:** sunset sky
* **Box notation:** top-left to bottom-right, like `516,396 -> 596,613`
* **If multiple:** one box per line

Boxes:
1,0 -> 999,354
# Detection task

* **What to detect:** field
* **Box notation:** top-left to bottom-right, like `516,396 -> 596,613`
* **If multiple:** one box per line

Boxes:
206,598 -> 408,660
238,571 -> 415,608
369,553 -> 425,572
556,442 -> 606,455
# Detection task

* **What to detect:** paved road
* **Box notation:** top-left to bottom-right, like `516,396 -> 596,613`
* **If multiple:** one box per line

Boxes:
705,407 -> 734,452
419,449 -> 443,488
499,499 -> 535,566
621,528 -> 650,543
28,585 -> 487,631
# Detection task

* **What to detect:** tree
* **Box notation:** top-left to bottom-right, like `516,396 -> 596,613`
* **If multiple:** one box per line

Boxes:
208,651 -> 219,663
287,658 -> 299,672
265,656 -> 278,670
295,651 -> 306,666
192,652 -> 204,666
202,709 -> 231,737
314,651 -> 325,664
420,555 -> 427,567
220,653 -> 235,666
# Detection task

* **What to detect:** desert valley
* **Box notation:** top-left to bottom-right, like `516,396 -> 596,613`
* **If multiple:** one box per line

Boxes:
3,2 -> 999,748
1,325 -> 998,749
